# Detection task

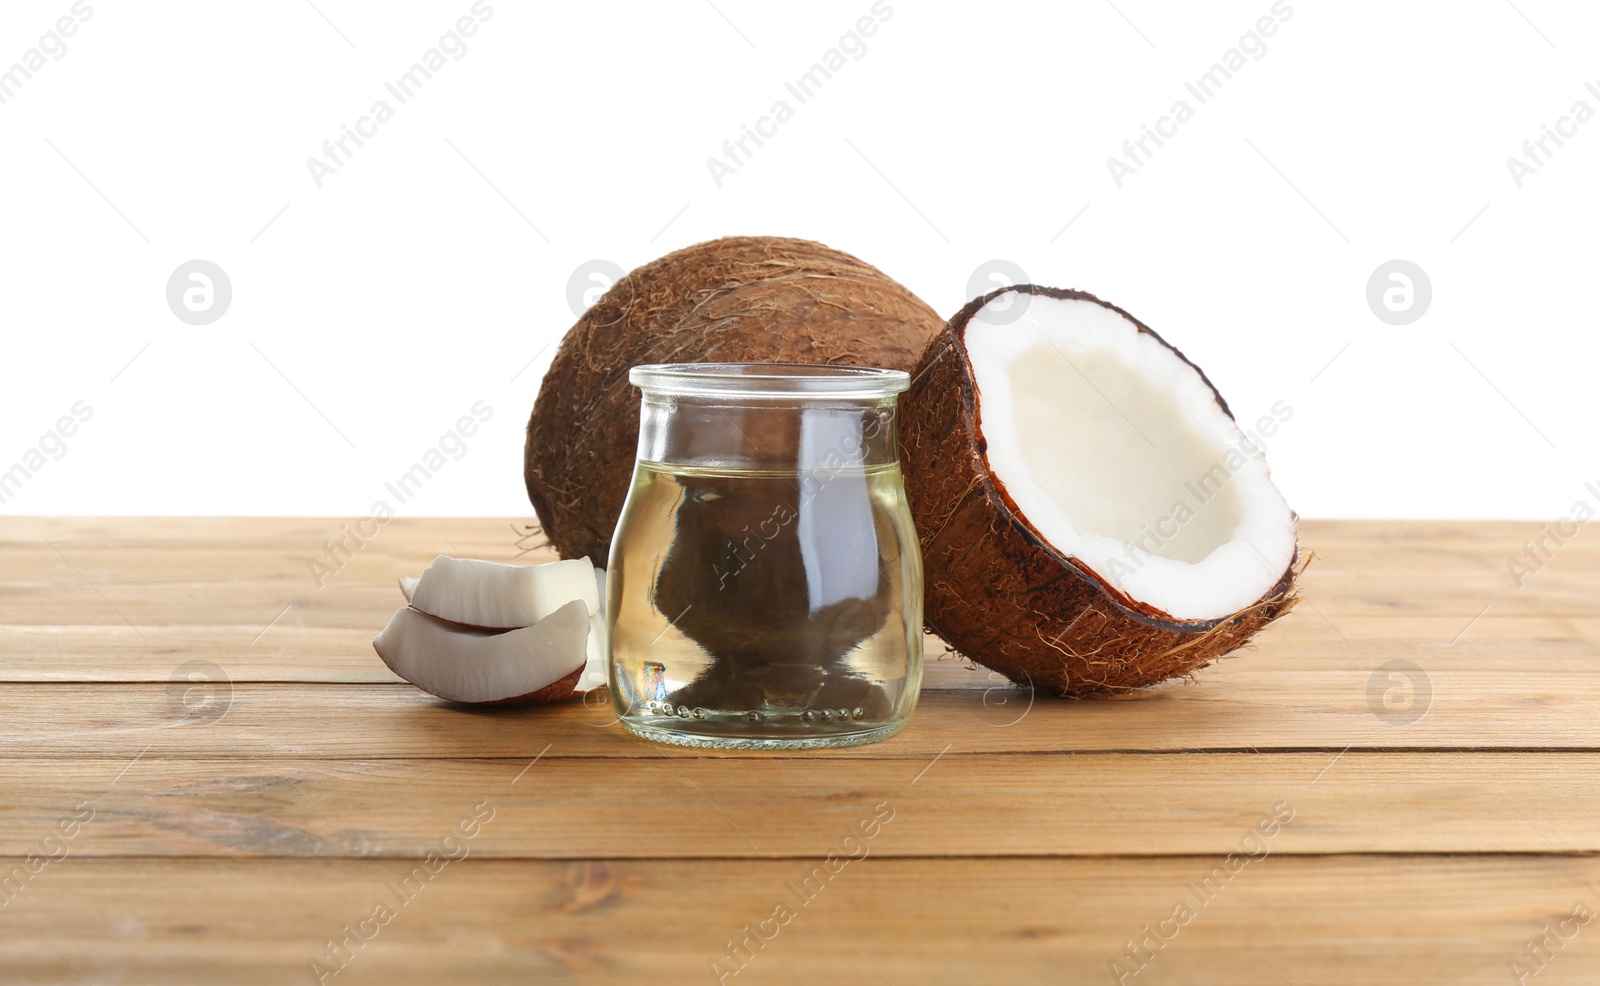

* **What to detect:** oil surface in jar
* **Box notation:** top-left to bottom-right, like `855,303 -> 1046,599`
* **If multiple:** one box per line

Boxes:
608,460 -> 921,747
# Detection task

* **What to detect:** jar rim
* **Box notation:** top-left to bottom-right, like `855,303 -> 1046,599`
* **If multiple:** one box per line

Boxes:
629,362 -> 910,400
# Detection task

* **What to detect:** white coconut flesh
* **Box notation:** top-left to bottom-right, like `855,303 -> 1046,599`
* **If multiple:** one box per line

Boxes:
409,554 -> 599,630
400,558 -> 609,684
963,293 -> 1297,623
373,599 -> 590,703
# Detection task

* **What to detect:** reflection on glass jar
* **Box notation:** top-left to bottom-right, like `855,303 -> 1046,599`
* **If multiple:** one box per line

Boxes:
607,363 -> 923,749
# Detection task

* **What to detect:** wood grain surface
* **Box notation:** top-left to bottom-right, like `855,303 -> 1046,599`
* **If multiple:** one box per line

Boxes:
1,517 -> 1596,985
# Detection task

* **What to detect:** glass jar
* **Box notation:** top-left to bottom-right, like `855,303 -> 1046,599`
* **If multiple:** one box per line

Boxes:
606,363 -> 923,750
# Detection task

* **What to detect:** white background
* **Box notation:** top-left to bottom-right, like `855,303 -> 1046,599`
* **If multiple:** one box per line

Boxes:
1,0 -> 1594,521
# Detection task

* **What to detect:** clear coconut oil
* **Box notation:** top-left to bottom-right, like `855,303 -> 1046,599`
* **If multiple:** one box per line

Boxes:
606,364 -> 923,750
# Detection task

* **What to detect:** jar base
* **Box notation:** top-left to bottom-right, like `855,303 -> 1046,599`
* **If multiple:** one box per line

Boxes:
618,716 -> 909,751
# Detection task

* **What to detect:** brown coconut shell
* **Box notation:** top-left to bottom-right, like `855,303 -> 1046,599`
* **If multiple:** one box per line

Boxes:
483,664 -> 585,706
525,236 -> 943,563
899,285 -> 1300,696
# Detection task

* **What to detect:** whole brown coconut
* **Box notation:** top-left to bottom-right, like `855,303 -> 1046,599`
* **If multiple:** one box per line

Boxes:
526,236 -> 943,563
900,285 -> 1301,696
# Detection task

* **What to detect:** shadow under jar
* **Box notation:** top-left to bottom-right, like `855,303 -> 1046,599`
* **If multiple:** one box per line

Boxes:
606,363 -> 924,750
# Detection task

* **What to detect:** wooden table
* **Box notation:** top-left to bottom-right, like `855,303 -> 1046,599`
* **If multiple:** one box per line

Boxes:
2,518 -> 1596,984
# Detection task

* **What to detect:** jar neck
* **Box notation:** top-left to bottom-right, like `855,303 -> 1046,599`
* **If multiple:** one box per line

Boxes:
635,397 -> 900,472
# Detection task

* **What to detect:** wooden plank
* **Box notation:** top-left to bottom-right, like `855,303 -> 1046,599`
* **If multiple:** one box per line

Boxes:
0,623 -> 974,684
0,752 -> 1593,859
0,525 -> 1588,680
0,856 -> 1595,984
0,675 -> 1596,760
3,515 -> 1585,546
0,515 -> 546,548
4,536 -> 1568,582
0,577 -> 1586,630
1,516 -> 1588,592
0,624 -> 401,683
0,614 -> 1592,681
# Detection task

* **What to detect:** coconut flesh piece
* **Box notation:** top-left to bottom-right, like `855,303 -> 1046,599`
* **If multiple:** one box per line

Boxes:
580,566 -> 609,690
372,599 -> 589,704
408,555 -> 599,629
400,558 -> 609,679
962,292 -> 1297,623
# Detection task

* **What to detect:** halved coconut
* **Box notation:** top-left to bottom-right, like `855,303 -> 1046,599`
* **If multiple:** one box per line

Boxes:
408,555 -> 599,630
373,599 -> 590,703
900,285 -> 1300,695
